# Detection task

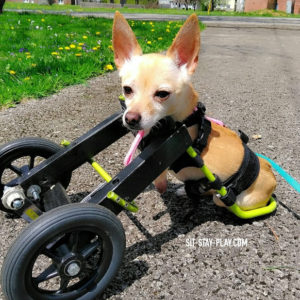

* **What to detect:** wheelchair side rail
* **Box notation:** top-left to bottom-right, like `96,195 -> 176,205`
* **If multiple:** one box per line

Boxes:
9,112 -> 192,221
81,125 -> 192,213
18,112 -> 128,191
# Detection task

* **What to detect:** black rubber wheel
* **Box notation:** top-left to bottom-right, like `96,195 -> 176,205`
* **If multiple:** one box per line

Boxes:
0,137 -> 71,213
1,203 -> 125,300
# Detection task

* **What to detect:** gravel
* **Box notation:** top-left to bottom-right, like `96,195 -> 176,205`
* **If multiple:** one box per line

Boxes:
0,27 -> 299,300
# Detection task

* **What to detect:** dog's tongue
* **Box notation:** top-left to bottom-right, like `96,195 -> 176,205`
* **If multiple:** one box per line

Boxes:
124,130 -> 145,166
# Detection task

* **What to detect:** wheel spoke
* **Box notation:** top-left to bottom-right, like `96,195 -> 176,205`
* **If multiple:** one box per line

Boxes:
81,240 -> 101,259
42,248 -> 60,263
71,232 -> 80,252
33,264 -> 59,284
29,155 -> 35,169
8,164 -> 23,176
56,277 -> 70,293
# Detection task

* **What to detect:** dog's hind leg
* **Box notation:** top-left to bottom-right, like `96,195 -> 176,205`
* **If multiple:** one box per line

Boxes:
235,158 -> 276,210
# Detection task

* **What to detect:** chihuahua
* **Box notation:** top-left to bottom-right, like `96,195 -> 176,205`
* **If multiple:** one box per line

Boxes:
112,12 -> 276,210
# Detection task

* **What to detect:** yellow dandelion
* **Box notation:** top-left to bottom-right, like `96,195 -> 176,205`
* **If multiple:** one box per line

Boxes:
108,45 -> 113,51
51,52 -> 59,55
65,46 -> 70,50
82,35 -> 88,39
92,47 -> 98,51
151,29 -> 155,32
142,22 -> 145,25
58,47 -> 63,50
79,42 -> 84,46
25,52 -> 30,55
24,77 -> 30,81
9,70 -> 16,75
158,37 -> 163,40
31,63 -> 37,67
149,22 -> 153,25
104,64 -> 114,71
96,32 -> 100,35
75,53 -> 82,57
70,44 -> 76,49
147,41 -> 152,45
41,18 -> 45,22
26,56 -> 31,59
77,46 -> 82,50
166,29 -> 170,33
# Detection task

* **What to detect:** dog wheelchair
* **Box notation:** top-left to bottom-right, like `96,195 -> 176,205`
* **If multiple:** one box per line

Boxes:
0,103 -> 277,300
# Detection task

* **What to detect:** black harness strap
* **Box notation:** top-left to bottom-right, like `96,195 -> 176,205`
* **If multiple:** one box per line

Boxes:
224,143 -> 260,196
135,101 -> 260,206
170,103 -> 211,173
185,142 -> 260,206
169,119 -> 211,173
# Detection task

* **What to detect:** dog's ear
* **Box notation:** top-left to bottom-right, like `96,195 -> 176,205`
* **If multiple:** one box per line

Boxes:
112,11 -> 142,69
167,14 -> 200,74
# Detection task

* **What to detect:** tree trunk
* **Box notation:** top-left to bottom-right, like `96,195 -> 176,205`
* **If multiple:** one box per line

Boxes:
0,0 -> 6,14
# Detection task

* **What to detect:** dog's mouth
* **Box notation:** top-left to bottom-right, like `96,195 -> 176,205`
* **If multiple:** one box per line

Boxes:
123,122 -> 143,131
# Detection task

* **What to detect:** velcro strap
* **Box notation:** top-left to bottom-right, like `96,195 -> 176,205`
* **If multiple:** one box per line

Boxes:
225,144 -> 260,196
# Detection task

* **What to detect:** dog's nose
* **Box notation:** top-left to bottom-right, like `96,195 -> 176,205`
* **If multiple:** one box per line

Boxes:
125,112 -> 141,127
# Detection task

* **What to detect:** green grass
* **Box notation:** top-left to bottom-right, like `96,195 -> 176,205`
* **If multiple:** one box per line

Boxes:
5,2 -> 300,18
0,12 -> 205,107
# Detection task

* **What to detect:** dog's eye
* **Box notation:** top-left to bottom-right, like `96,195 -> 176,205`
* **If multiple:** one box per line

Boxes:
155,91 -> 170,100
123,86 -> 133,95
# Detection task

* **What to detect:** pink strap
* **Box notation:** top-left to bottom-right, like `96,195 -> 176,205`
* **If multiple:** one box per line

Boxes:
194,106 -> 225,127
205,116 -> 225,127
124,130 -> 145,166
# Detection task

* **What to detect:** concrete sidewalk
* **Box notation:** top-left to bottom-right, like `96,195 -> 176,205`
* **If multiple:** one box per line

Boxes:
5,8 -> 300,30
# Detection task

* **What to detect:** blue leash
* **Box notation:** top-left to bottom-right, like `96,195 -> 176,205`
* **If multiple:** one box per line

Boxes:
256,153 -> 300,193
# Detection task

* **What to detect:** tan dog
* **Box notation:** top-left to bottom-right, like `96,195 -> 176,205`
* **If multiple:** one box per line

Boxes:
112,12 -> 276,210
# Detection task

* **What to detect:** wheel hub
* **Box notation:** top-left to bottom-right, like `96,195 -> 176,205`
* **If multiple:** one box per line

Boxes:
65,261 -> 81,276
59,252 -> 84,277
